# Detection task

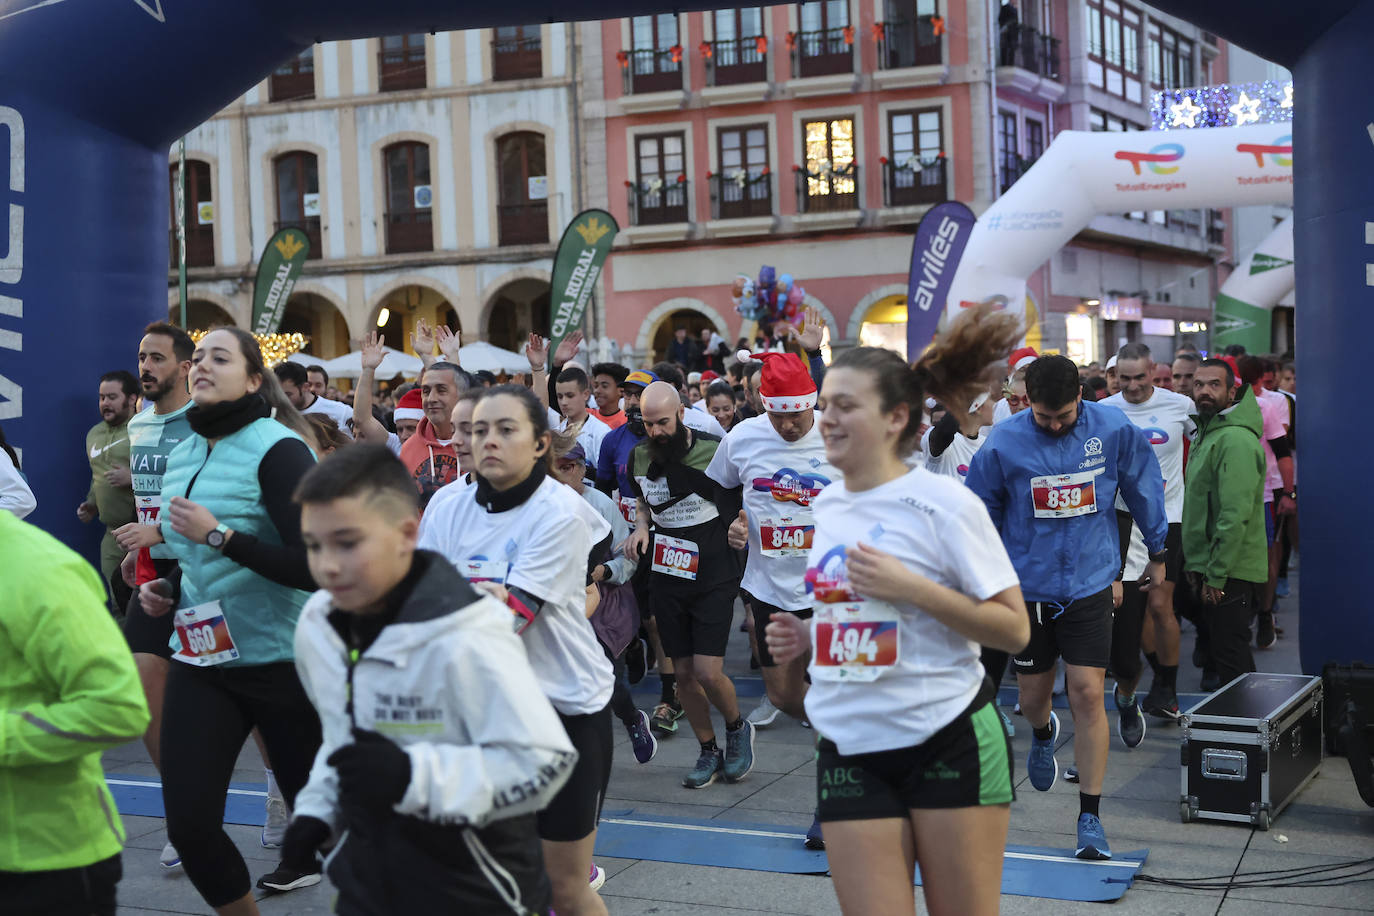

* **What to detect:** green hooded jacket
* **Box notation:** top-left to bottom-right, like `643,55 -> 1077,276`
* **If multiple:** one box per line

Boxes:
1181,385 -> 1269,589
0,510 -> 151,872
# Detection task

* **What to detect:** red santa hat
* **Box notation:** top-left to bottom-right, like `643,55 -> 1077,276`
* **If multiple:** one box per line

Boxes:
752,351 -> 817,413
1008,346 -> 1038,372
393,388 -> 425,422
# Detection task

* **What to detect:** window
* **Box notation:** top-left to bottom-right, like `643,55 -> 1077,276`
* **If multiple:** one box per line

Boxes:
627,15 -> 681,93
493,26 -> 542,81
274,152 -> 322,260
269,48 -> 315,102
1025,118 -> 1045,163
714,124 -> 772,219
1089,108 -> 1140,132
880,0 -> 941,69
1086,1 -> 1142,102
631,132 -> 689,225
1148,21 -> 1194,89
796,1 -> 852,77
998,111 -> 1020,193
800,117 -> 857,212
169,160 -> 214,268
885,109 -> 946,206
496,132 -> 549,246
379,34 -> 426,92
710,8 -> 766,85
383,142 -> 432,253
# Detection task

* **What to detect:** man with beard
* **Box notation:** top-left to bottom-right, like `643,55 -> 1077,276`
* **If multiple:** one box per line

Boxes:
79,370 -> 139,615
1181,359 -> 1268,686
966,355 -> 1167,861
624,382 -> 753,789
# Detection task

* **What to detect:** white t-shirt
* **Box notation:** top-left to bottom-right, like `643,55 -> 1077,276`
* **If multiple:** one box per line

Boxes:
417,476 -> 614,716
705,414 -> 840,611
578,485 -> 634,585
1101,387 -> 1196,523
992,398 -> 1012,425
548,408 -> 611,471
804,468 -> 1021,755
0,454 -> 36,519
1257,388 -> 1288,497
919,426 -> 991,482
302,394 -> 355,436
683,406 -> 726,438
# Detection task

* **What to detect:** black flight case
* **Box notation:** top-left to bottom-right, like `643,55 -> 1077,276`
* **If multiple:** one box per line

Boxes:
1179,672 -> 1323,830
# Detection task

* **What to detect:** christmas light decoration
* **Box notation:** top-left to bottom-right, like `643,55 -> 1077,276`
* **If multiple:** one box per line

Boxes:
189,329 -> 307,368
1151,79 -> 1293,130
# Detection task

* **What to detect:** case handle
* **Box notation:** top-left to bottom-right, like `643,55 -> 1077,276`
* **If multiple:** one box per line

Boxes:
1202,749 -> 1248,781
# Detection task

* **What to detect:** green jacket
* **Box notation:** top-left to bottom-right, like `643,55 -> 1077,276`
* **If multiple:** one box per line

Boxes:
1181,386 -> 1269,589
0,510 -> 150,872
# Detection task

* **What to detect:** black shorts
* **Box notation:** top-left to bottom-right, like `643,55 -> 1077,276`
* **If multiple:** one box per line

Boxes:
0,853 -> 121,916
1012,587 -> 1113,674
816,679 -> 1013,821
741,590 -> 812,668
122,558 -> 178,658
1115,513 -> 1183,583
650,579 -> 737,659
537,705 -> 612,843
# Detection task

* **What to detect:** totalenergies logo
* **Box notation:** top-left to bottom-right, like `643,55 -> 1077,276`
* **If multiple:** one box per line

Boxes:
1235,134 -> 1292,168
1114,143 -> 1185,175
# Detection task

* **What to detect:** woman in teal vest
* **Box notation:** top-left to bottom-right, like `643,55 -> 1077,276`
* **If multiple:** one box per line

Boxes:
137,327 -> 322,916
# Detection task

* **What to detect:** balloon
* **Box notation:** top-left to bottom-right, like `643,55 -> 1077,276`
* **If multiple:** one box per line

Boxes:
786,284 -> 806,308
778,273 -> 793,293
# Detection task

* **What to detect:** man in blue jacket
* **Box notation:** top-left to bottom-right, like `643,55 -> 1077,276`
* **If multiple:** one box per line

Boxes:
966,355 -> 1168,861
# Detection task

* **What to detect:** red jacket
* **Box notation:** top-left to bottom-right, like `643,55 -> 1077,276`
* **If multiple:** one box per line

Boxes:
399,417 -> 457,511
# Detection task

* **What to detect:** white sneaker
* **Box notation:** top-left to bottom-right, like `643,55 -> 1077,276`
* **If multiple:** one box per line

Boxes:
747,695 -> 780,728
261,794 -> 289,848
588,863 -> 606,891
159,841 -> 181,868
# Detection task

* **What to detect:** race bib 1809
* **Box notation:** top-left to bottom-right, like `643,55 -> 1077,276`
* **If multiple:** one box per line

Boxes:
651,534 -> 699,581
171,601 -> 239,667
1030,469 -> 1101,519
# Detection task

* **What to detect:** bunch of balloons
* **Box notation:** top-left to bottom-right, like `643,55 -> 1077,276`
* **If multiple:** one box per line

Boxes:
731,265 -> 806,325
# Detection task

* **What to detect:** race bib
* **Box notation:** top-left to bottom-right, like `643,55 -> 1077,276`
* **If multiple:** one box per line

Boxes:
619,496 -> 637,525
811,599 -> 900,683
171,601 -> 239,667
1031,470 -> 1100,519
651,534 -> 699,581
759,516 -> 814,558
135,494 -> 160,527
462,558 -> 511,585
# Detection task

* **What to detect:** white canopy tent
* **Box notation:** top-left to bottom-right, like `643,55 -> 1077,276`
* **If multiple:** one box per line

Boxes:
319,346 -> 425,379
456,341 -> 532,374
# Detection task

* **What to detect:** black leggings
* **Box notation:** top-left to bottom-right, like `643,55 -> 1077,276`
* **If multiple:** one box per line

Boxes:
1111,585 -> 1148,686
161,662 -> 322,907
601,638 -> 639,727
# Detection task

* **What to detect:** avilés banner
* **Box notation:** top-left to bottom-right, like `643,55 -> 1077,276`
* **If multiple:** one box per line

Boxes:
549,209 -> 619,358
906,200 -> 976,357
251,227 -> 311,335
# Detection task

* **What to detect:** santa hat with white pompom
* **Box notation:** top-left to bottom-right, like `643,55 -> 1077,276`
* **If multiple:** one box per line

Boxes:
739,351 -> 817,413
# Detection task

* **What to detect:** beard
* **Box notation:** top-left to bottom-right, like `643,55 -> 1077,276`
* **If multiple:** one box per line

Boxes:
142,373 -> 177,403
646,422 -> 690,464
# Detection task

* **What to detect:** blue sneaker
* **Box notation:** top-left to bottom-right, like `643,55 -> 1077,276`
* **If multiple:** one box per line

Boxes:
627,709 -> 658,764
723,720 -> 756,782
1075,813 -> 1112,860
1114,686 -> 1147,749
1027,711 -> 1059,791
683,747 -> 724,788
999,708 -> 1015,738
1275,577 -> 1290,598
1064,766 -> 1079,783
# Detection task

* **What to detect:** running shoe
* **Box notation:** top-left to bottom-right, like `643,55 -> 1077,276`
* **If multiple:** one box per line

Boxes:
159,842 -> 181,869
747,695 -> 780,728
1275,577 -> 1290,598
588,863 -> 606,891
723,720 -> 756,783
627,709 -> 658,764
1114,687 -> 1146,749
683,747 -> 724,788
625,638 -> 647,685
1064,766 -> 1079,783
799,718 -> 812,729
1027,711 -> 1059,791
261,793 -> 289,848
804,813 -> 825,850
256,863 -> 323,892
1075,813 -> 1112,860
1142,683 -> 1180,720
1256,612 -> 1277,650
999,707 -> 1015,738
651,700 -> 683,736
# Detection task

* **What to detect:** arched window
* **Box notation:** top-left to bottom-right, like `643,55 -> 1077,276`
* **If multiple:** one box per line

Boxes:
384,141 -> 433,253
169,159 -> 214,268
273,151 -> 322,260
496,132 -> 548,246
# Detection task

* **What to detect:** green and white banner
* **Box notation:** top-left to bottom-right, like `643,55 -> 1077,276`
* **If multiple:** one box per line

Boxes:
1212,214 -> 1294,354
549,209 -> 619,358
251,227 -> 311,335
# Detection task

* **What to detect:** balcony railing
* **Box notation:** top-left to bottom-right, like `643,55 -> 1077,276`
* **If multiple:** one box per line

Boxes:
795,163 -> 859,213
1207,209 -> 1226,245
881,157 -> 947,207
268,68 -> 315,102
619,48 -> 683,94
706,36 -> 767,86
999,153 -> 1038,194
170,229 -> 215,268
493,35 -> 542,81
628,178 -> 690,226
385,210 -> 433,253
997,24 -> 1060,81
274,218 -> 322,260
497,202 -> 549,246
379,47 -> 426,92
877,18 -> 942,70
708,172 -> 773,220
792,28 -> 853,78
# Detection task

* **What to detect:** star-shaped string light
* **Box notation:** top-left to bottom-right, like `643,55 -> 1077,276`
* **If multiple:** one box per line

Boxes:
1229,91 -> 1262,125
1280,84 -> 1294,108
1169,95 -> 1203,128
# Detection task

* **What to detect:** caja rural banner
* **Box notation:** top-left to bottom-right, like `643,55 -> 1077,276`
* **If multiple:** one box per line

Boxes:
549,209 -> 619,359
251,227 -> 311,336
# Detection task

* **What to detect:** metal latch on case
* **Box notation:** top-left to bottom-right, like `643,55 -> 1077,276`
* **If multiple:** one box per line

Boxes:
1201,748 -> 1248,781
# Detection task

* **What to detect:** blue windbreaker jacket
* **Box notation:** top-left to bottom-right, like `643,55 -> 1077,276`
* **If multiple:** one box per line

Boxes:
964,400 -> 1168,604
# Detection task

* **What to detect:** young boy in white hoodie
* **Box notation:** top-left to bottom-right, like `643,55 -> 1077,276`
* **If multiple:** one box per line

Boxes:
259,444 -> 577,915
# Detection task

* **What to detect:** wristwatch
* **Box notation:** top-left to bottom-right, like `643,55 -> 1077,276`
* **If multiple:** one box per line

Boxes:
1148,548 -> 1168,564
205,522 -> 230,550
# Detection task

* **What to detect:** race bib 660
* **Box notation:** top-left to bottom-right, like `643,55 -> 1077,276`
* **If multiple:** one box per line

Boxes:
171,601 -> 239,667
